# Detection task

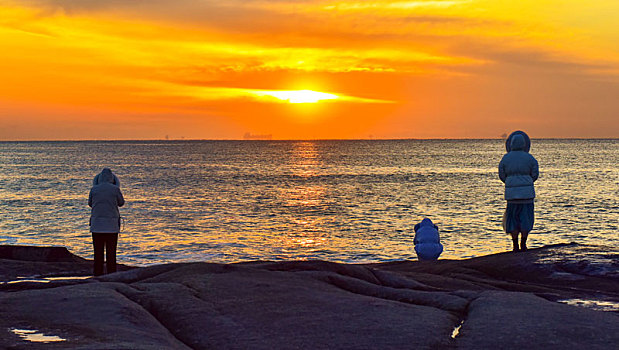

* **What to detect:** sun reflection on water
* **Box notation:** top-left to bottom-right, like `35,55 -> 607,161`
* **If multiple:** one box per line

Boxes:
290,141 -> 320,175
281,185 -> 326,207
279,142 -> 332,251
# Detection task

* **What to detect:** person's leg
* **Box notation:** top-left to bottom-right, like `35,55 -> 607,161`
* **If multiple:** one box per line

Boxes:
105,233 -> 118,274
520,232 -> 529,251
510,231 -> 520,252
520,202 -> 533,252
505,203 -> 520,252
92,233 -> 104,276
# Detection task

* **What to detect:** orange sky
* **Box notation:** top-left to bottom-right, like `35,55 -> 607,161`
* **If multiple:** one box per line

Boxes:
1,0 -> 618,139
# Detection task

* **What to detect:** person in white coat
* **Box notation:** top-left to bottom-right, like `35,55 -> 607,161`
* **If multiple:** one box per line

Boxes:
499,131 -> 539,252
88,168 -> 124,275
414,218 -> 443,261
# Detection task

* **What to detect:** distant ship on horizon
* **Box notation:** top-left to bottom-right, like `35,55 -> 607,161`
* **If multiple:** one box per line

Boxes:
243,132 -> 273,140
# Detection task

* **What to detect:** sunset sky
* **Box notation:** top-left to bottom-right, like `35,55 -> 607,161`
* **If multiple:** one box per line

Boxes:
1,0 -> 618,140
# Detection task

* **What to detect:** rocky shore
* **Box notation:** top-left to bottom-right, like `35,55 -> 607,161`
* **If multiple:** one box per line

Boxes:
1,243 -> 618,349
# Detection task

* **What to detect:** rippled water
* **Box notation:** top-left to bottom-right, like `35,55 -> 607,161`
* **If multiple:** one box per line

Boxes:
0,140 -> 617,266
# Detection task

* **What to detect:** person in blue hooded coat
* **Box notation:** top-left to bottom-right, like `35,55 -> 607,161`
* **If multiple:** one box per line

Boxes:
499,131 -> 539,252
414,218 -> 443,261
88,168 -> 124,275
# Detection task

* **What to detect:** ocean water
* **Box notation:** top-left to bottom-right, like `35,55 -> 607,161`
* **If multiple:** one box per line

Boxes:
0,140 -> 617,266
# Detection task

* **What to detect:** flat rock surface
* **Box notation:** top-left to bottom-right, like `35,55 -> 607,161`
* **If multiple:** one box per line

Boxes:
457,291 -> 618,350
1,244 -> 617,349
0,245 -> 133,283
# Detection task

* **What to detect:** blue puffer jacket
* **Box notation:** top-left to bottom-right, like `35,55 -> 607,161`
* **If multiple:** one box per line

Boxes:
414,218 -> 443,261
499,132 -> 539,201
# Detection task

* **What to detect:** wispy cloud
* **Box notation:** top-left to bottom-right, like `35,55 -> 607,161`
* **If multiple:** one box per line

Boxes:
133,79 -> 395,104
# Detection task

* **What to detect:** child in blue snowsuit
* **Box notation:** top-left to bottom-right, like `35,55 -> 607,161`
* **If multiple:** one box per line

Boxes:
414,218 -> 443,261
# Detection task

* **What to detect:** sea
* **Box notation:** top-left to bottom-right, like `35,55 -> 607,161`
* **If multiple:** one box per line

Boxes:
0,139 -> 617,267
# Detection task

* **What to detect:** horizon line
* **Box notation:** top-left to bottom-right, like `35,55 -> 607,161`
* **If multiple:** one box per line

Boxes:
1,137 -> 617,142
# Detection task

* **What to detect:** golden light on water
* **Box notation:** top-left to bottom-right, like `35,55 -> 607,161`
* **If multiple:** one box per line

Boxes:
283,185 -> 326,207
278,141 -> 330,250
290,142 -> 320,176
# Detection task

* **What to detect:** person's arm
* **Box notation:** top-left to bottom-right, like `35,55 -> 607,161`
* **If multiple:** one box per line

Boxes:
498,158 -> 506,183
531,157 -> 539,182
117,189 -> 125,207
88,189 -> 93,207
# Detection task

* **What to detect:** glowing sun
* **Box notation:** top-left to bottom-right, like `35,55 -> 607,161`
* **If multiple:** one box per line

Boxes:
252,90 -> 339,103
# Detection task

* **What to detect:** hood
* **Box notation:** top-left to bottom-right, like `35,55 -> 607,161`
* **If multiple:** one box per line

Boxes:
414,218 -> 435,232
93,168 -> 120,186
99,168 -> 115,184
510,134 -> 526,151
505,130 -> 531,152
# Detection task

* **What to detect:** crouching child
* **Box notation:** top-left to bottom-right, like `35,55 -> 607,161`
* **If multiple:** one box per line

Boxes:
414,218 -> 443,261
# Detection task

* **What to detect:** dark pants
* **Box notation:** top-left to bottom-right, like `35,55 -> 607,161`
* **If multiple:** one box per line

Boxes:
92,232 -> 118,276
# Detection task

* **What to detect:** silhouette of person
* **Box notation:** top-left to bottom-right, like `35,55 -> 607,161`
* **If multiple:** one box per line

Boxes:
499,131 -> 539,252
88,168 -> 124,275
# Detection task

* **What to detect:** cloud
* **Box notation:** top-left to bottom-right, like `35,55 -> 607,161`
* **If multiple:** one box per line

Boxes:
0,2 -> 486,77
132,79 -> 395,104
22,0 -> 613,81
3,1 -> 617,83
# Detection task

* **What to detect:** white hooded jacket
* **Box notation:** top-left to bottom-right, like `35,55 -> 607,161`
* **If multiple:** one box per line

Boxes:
498,131 -> 539,201
89,169 -> 124,233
